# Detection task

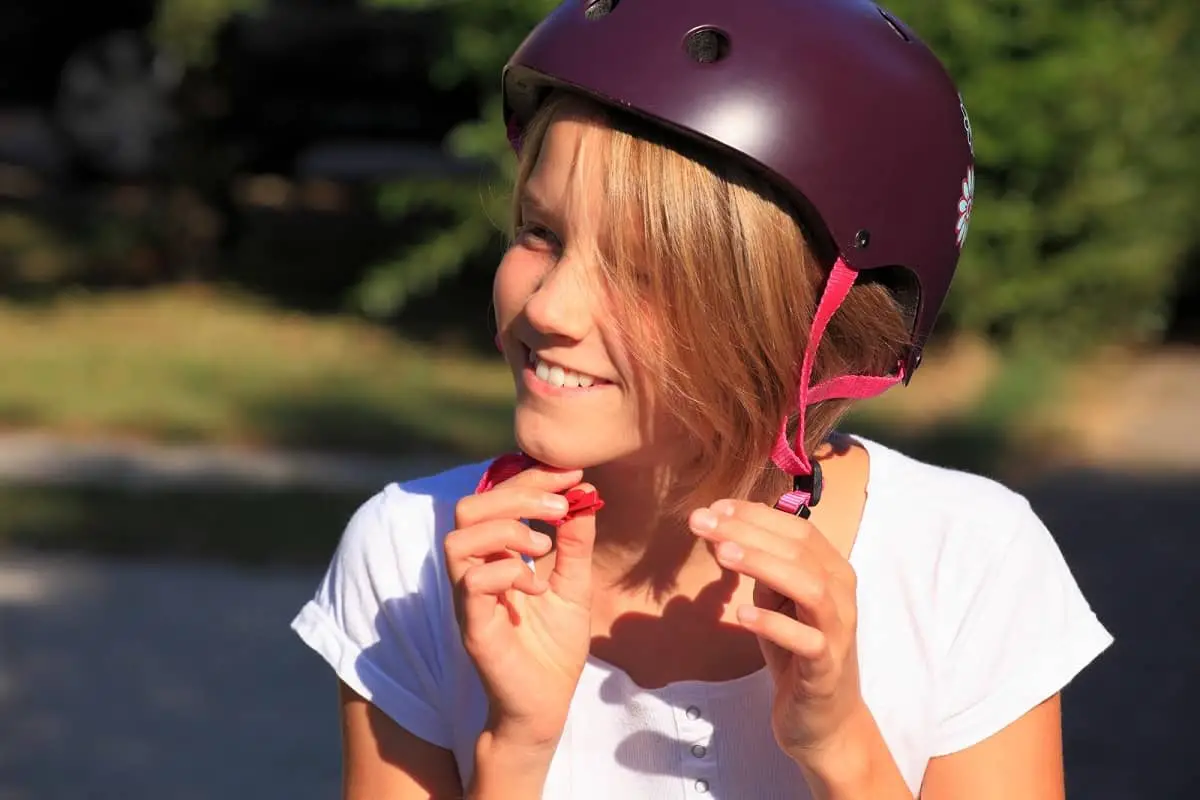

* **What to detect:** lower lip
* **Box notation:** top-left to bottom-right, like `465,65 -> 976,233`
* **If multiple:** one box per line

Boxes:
521,364 -> 615,398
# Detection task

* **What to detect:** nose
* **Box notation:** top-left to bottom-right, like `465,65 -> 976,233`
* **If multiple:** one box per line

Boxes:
523,256 -> 596,342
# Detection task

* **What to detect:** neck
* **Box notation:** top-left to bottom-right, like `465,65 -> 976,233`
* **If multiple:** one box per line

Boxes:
583,457 -> 788,598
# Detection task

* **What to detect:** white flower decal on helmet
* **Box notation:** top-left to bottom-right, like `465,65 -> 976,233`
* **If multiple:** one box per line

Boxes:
956,165 -> 974,250
959,93 -> 974,155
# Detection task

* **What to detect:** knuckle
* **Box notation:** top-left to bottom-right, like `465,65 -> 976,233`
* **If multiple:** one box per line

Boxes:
517,486 -> 550,506
796,573 -> 827,604
443,530 -> 465,561
453,496 -> 479,528
461,565 -> 488,593
506,519 -> 532,542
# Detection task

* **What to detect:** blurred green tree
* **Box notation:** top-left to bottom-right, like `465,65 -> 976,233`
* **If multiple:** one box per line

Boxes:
360,0 -> 1200,353
885,0 -> 1200,350
352,0 -> 555,318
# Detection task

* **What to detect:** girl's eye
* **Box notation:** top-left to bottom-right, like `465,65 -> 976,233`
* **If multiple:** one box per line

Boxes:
516,223 -> 561,251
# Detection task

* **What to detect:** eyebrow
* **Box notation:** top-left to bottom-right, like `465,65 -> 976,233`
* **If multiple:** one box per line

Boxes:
518,187 -> 566,233
518,186 -> 552,215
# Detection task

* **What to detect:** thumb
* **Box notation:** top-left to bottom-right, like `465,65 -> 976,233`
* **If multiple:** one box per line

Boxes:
548,483 -> 600,602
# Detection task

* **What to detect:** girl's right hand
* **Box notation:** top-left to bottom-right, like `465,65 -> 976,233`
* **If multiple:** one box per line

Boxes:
446,464 -> 597,752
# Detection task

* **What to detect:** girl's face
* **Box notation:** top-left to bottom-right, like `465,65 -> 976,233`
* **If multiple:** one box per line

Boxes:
493,114 -> 661,470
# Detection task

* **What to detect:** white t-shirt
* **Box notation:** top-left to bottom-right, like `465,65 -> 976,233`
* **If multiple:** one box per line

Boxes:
291,436 -> 1112,798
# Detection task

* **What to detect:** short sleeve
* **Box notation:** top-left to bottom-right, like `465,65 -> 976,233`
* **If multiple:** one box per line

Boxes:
931,497 -> 1113,756
291,484 -> 454,748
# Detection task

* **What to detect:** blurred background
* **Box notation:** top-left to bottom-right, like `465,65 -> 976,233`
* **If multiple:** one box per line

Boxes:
0,0 -> 1196,798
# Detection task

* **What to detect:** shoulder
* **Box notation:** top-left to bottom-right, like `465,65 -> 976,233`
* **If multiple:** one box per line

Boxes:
855,433 -> 1109,650
852,438 -> 1112,755
332,460 -> 491,580
853,435 -> 1072,614
292,460 -> 491,750
857,435 -> 1040,558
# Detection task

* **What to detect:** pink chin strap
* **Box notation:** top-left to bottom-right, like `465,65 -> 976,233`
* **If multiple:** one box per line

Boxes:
771,258 -> 907,517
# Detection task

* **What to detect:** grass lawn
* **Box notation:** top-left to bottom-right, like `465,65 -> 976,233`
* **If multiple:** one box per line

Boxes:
0,286 -> 512,565
0,286 -> 517,458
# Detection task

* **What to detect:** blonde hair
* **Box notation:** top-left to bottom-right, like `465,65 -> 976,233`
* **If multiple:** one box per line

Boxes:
512,92 -> 911,514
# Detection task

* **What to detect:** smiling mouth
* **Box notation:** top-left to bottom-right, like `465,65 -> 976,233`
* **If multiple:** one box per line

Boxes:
526,349 -> 612,389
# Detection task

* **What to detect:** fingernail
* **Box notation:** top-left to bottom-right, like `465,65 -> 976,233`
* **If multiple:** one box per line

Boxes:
711,500 -> 737,517
543,494 -> 569,513
530,530 -> 553,548
717,541 -> 744,563
736,604 -> 758,624
690,508 -> 719,532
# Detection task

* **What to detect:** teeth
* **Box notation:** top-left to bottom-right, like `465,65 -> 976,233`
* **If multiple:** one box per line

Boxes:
529,353 -> 601,389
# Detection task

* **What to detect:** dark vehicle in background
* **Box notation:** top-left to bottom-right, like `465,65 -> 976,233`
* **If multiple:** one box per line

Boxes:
0,0 -> 177,179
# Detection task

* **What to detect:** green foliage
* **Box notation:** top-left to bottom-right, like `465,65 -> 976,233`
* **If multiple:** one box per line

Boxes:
884,0 -> 1200,350
354,0 -> 556,317
362,0 -> 1200,354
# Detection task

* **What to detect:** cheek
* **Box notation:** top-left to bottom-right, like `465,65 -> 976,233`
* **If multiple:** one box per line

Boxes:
601,303 -> 664,389
493,248 -> 542,324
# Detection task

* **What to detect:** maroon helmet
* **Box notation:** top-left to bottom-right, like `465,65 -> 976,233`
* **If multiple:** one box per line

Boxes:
502,0 -> 976,507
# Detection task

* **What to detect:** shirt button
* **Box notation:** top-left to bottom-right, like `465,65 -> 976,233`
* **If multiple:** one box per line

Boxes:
685,705 -> 702,720
695,778 -> 710,793
691,744 -> 707,758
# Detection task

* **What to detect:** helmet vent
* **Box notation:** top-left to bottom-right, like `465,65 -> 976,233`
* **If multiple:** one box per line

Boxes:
584,0 -> 616,21
877,8 -> 911,42
684,27 -> 730,64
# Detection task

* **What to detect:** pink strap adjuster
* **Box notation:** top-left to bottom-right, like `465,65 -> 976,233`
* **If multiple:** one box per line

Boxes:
474,453 -> 604,526
771,258 -> 904,517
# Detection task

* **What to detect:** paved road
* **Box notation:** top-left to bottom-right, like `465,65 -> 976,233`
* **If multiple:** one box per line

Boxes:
1,463 -> 1196,799
0,554 -> 339,800
0,432 -> 456,492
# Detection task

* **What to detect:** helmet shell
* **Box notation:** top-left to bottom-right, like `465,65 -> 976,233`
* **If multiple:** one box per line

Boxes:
503,0 -> 975,371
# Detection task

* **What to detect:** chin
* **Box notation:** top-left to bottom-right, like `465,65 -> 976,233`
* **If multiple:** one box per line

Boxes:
514,414 -> 636,471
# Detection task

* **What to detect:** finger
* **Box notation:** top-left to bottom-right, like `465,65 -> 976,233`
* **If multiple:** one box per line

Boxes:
445,520 -> 553,583
458,559 -> 547,635
688,508 -> 797,561
499,463 -> 585,492
736,605 -> 831,666
463,558 -> 547,597
716,542 -> 841,634
710,498 -> 841,565
548,483 -> 599,603
456,474 -> 578,528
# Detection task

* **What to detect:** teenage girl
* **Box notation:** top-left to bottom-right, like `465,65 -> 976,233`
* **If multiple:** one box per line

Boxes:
293,2 -> 1112,797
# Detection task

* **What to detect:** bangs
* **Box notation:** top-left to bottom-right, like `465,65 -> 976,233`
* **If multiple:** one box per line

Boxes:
508,91 -> 910,515
511,93 -> 681,366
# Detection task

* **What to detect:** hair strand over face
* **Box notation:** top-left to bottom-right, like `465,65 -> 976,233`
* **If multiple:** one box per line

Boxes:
512,92 -> 911,515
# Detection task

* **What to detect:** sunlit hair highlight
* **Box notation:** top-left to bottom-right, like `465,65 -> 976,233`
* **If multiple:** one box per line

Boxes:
511,92 -> 911,515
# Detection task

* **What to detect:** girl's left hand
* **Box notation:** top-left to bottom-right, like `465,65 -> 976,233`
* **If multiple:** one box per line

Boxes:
689,499 -> 869,763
